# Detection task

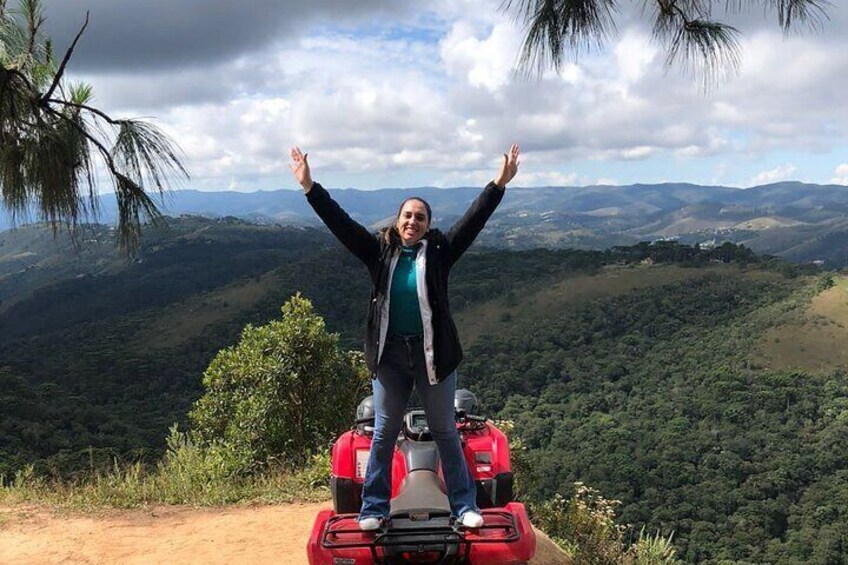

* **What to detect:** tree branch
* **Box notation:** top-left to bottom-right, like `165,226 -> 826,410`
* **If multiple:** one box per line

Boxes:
45,97 -> 117,124
41,104 -> 121,179
42,11 -> 89,103
25,1 -> 44,56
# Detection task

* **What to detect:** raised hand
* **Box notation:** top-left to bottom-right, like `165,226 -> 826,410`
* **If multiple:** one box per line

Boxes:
289,146 -> 313,192
494,143 -> 520,188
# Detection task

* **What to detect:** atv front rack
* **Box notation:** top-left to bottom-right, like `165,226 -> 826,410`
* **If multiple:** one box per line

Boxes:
320,510 -> 523,564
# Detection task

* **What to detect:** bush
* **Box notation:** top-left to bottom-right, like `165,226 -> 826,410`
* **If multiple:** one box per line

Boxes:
189,294 -> 369,474
298,447 -> 332,491
631,528 -> 678,565
531,483 -> 680,565
533,483 -> 626,564
157,425 -> 247,501
816,273 -> 835,293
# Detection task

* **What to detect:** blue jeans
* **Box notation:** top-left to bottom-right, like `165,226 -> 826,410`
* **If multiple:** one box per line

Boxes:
359,336 -> 478,520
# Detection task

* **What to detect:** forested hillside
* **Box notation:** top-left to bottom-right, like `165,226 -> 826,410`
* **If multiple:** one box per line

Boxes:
0,220 -> 775,475
461,272 -> 848,563
2,218 -> 845,562
0,218 -> 366,476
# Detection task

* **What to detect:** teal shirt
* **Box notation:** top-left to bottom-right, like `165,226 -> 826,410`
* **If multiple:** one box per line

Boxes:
388,245 -> 424,335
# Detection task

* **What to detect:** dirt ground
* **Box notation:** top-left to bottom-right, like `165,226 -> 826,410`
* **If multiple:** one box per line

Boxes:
0,503 -> 569,564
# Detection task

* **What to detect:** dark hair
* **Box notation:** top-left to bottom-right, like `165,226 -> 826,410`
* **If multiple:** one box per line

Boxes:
381,196 -> 432,245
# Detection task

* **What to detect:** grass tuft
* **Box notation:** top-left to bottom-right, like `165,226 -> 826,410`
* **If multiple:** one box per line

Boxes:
0,432 -> 331,510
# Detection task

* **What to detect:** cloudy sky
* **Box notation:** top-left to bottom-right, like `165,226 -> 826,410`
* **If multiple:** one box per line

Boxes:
40,0 -> 848,191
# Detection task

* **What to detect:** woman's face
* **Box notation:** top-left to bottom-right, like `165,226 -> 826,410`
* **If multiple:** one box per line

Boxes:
396,199 -> 430,246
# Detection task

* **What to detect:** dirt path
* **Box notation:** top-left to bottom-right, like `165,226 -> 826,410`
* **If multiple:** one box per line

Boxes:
0,503 -> 569,564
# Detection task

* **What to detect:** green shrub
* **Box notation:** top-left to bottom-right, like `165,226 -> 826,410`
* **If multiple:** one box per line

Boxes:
189,294 -> 369,475
631,528 -> 678,565
531,484 -> 680,565
533,483 -> 626,565
298,446 -> 332,491
816,273 -> 836,293
155,425 -> 248,503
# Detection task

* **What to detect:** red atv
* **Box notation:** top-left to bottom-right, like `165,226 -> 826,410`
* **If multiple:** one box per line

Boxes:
307,389 -> 536,565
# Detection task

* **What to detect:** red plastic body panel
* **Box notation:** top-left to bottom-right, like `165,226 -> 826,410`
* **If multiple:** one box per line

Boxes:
306,509 -> 337,565
306,504 -> 536,565
331,422 -> 511,486
307,509 -> 382,565
466,503 -> 536,564
306,511 -> 384,565
461,422 -> 512,481
331,429 -> 408,497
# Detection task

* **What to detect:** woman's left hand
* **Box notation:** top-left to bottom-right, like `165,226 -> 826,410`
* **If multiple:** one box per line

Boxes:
493,143 -> 520,188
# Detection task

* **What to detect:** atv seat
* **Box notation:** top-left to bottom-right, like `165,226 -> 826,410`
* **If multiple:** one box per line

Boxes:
390,470 -> 451,518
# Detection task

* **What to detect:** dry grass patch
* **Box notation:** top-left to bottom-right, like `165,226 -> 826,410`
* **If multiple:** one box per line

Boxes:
456,264 -> 731,345
137,271 -> 281,349
732,216 -> 801,231
754,276 -> 848,372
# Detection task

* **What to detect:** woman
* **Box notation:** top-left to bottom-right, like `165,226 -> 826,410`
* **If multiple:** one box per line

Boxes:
289,144 -> 520,530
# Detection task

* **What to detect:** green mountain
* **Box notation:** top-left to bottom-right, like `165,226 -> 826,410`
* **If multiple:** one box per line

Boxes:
5,180 -> 848,266
1,218 -> 845,563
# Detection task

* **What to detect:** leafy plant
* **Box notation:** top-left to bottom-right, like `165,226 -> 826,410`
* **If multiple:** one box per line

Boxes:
189,294 -> 370,474
533,483 -> 627,564
0,0 -> 188,249
505,0 -> 831,88
631,528 -> 679,565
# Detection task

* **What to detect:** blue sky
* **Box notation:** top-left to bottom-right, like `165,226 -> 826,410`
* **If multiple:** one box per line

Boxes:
43,0 -> 848,191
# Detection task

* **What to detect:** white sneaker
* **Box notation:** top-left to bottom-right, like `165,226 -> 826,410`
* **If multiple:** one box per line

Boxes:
459,511 -> 484,528
358,516 -> 382,531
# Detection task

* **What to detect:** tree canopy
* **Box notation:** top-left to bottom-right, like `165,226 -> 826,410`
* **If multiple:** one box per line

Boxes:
189,294 -> 370,473
0,0 -> 188,249
506,0 -> 831,86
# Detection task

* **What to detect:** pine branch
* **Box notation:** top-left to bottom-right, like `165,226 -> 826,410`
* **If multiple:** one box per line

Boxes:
40,104 -> 120,182
42,11 -> 89,103
46,97 -> 117,124
24,0 -> 44,56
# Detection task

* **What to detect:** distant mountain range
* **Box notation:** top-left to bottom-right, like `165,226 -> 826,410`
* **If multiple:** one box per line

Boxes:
4,181 -> 848,266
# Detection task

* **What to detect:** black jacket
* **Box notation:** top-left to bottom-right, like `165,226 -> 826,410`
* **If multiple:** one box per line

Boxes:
306,181 -> 505,382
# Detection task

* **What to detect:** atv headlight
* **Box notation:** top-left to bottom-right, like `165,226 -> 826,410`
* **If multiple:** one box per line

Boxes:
355,449 -> 369,480
474,452 -> 492,464
475,452 -> 493,475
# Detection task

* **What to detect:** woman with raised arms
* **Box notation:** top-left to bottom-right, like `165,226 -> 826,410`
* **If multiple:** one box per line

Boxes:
289,143 -> 520,530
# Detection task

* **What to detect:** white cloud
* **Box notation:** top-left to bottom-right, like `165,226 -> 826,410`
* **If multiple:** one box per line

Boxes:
614,29 -> 658,85
621,146 -> 656,160
749,164 -> 797,186
435,168 -> 580,188
143,32 -> 465,190
595,178 -> 619,186
517,171 -> 581,187
62,2 -> 848,190
440,21 -> 522,91
713,28 -> 848,155
433,169 -> 493,188
831,164 -> 848,185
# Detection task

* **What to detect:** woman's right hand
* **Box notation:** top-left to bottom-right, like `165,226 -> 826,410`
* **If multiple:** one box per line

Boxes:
289,147 -> 314,193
